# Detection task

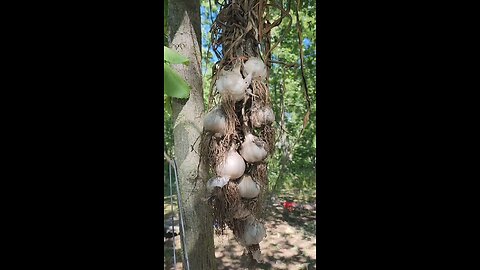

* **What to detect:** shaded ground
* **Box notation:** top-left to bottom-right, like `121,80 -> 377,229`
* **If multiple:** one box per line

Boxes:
164,189 -> 316,269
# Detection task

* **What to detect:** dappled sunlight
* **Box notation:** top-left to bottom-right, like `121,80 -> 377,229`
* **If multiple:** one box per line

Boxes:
164,186 -> 316,270
164,188 -> 317,269
212,191 -> 316,269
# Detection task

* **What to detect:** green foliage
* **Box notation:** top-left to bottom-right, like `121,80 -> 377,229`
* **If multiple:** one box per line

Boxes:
164,46 -> 190,65
164,1 -> 190,107
163,45 -> 190,128
164,0 -> 317,193
264,0 -> 317,192
164,46 -> 191,99
164,63 -> 190,99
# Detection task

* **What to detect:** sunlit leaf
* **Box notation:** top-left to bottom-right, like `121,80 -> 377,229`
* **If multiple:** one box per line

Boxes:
164,46 -> 190,65
164,63 -> 190,98
164,0 -> 168,18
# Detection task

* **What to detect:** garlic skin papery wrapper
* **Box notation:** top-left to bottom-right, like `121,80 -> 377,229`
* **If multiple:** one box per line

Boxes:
215,146 -> 246,180
240,215 -> 266,246
216,64 -> 253,101
237,174 -> 260,199
239,133 -> 268,163
206,176 -> 230,193
244,57 -> 267,81
203,106 -> 227,137
250,105 -> 275,128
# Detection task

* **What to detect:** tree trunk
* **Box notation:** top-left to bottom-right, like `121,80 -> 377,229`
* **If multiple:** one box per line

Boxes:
168,0 -> 216,269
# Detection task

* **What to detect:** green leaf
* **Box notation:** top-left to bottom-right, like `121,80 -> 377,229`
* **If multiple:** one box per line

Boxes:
164,63 -> 190,98
164,0 -> 168,18
164,95 -> 172,116
164,46 -> 190,65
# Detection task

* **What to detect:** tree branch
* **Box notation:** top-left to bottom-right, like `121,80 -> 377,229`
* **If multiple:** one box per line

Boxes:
269,60 -> 298,68
290,0 -> 311,151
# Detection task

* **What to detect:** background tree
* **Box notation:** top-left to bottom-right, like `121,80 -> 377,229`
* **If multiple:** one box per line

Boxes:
167,0 -> 216,269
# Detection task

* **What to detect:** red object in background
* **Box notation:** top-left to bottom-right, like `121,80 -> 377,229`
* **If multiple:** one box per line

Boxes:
283,201 -> 296,212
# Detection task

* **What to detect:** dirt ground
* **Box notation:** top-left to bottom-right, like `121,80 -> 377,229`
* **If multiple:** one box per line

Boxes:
164,191 -> 316,269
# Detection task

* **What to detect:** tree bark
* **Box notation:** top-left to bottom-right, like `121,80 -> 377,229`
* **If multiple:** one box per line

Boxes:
168,0 -> 216,269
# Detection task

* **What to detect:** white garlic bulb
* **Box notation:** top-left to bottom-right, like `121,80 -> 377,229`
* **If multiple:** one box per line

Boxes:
241,215 -> 266,246
203,106 -> 227,137
239,133 -> 268,163
216,63 -> 252,101
251,105 -> 275,128
244,57 -> 267,81
215,146 -> 245,179
263,107 -> 275,123
206,176 -> 230,193
237,174 -> 260,199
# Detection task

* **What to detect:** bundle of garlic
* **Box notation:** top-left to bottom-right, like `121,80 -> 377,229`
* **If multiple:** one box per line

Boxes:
236,215 -> 266,247
244,57 -> 267,81
203,106 -> 227,137
206,176 -> 230,193
239,133 -> 268,163
201,0 -> 279,263
250,104 -> 275,128
237,174 -> 260,199
215,145 -> 245,180
216,62 -> 253,102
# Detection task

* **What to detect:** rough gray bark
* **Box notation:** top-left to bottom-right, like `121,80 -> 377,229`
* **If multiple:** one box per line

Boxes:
168,0 -> 216,269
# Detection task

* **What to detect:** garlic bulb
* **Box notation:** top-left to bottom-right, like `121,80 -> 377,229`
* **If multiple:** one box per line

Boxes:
244,57 -> 267,81
241,215 -> 266,246
251,105 -> 275,128
206,176 -> 230,193
203,106 -> 227,137
239,133 -> 267,163
237,174 -> 260,199
216,63 -> 253,101
263,107 -> 275,123
216,146 -> 245,179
